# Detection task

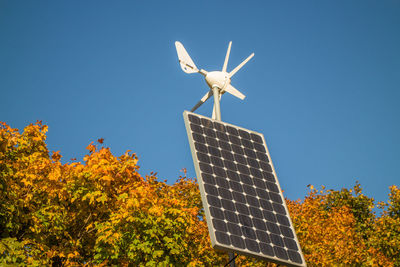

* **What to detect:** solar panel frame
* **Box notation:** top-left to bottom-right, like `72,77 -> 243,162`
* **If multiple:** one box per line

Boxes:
183,111 -> 307,267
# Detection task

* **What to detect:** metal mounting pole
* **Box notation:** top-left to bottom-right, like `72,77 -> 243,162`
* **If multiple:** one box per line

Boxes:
213,85 -> 235,267
229,252 -> 236,267
212,86 -> 221,121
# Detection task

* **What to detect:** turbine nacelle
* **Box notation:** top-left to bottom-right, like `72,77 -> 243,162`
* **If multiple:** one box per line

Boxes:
175,41 -> 254,117
205,71 -> 230,91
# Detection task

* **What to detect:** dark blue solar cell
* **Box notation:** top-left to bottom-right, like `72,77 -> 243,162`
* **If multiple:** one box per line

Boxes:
218,188 -> 233,200
224,210 -> 239,223
197,152 -> 210,163
256,189 -> 270,200
253,142 -> 266,153
250,133 -> 263,144
208,146 -> 221,157
193,133 -> 205,143
202,173 -> 216,185
234,154 -> 247,165
213,219 -> 227,232
239,129 -> 251,140
270,234 -> 285,247
241,138 -> 254,149
215,231 -> 231,245
188,114 -> 201,124
256,230 -> 271,243
206,136 -> 219,147
219,140 -> 231,151
266,222 -> 281,235
221,199 -> 236,211
217,131 -> 229,142
269,192 -> 283,204
235,203 -> 250,215
227,222 -> 242,236
215,177 -> 229,189
257,152 -> 269,162
241,226 -> 256,239
249,207 -> 264,219
246,195 -> 259,207
224,160 -> 237,171
263,210 -> 277,222
252,218 -> 266,230
232,144 -> 244,154
190,123 -> 203,134
211,156 -> 224,167
232,192 -> 246,204
243,184 -> 256,195
276,214 -> 290,226
226,126 -> 239,136
194,142 -> 208,154
237,164 -> 250,175
250,168 -> 263,178
266,181 -> 280,193
229,135 -> 241,146
238,214 -> 253,227
204,184 -> 219,196
209,207 -> 224,220
244,148 -> 257,159
260,199 -> 274,211
213,166 -> 227,178
207,195 -> 221,208
214,122 -> 226,132
260,242 -> 274,256
230,235 -> 245,249
274,246 -> 289,260
229,180 -> 243,192
200,162 -> 213,174
240,174 -> 252,185
259,161 -> 273,172
227,170 -> 240,182
273,203 -> 287,215
201,118 -> 213,128
288,250 -> 303,264
253,178 -> 266,189
245,239 -> 260,253
247,158 -> 260,169
280,226 -> 294,238
203,128 -> 216,138
221,150 -> 234,161
284,237 -> 298,251
262,172 -> 276,182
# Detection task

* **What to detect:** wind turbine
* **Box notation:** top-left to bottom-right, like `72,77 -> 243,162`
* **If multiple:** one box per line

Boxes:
175,41 -> 254,121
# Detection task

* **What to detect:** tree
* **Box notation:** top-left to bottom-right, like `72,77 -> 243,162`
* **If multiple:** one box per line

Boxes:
287,185 -> 393,266
0,121 -> 399,266
370,186 -> 400,265
0,121 -> 225,265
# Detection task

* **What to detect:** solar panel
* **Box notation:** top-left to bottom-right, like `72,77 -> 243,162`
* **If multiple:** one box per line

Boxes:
183,111 -> 306,267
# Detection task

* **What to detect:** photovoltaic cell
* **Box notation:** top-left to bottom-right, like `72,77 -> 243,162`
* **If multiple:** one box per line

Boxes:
184,111 -> 306,267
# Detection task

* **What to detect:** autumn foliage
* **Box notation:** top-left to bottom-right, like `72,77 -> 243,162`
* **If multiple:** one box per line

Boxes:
0,121 -> 399,266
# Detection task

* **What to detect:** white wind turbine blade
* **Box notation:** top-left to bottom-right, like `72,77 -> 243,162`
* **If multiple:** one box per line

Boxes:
222,41 -> 232,72
229,53 -> 254,78
175,41 -> 199,74
191,90 -> 213,112
224,84 -> 246,100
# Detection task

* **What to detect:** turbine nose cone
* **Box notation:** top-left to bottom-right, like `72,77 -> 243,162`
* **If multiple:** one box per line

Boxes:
205,71 -> 230,89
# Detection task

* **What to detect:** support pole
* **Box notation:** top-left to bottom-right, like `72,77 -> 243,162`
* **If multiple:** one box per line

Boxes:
229,252 -> 236,267
212,86 -> 235,266
212,86 -> 221,121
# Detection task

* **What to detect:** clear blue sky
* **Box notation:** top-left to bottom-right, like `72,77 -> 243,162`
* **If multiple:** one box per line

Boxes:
1,1 -> 399,205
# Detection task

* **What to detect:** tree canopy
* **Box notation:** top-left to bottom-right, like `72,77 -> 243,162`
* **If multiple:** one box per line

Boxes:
1,121 -> 399,266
